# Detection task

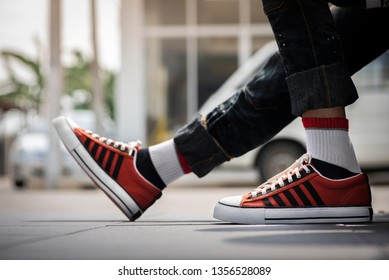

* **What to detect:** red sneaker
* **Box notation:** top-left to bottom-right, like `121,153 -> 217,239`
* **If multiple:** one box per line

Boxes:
53,116 -> 162,221
214,154 -> 372,224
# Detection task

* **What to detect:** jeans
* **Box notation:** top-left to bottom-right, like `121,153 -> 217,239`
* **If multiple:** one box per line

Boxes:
174,6 -> 389,178
264,0 -> 363,116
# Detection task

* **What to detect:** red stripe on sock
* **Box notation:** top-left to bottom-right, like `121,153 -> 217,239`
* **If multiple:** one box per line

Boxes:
302,118 -> 349,129
176,151 -> 192,174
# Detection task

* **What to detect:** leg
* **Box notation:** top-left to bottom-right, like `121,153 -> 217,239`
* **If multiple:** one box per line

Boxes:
174,52 -> 294,177
53,6 -> 388,221
176,4 -> 389,178
262,0 -> 358,116
214,3 -> 388,224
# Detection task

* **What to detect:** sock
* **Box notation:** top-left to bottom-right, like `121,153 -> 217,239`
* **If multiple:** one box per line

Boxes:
136,149 -> 166,190
302,117 -> 361,174
310,158 -> 358,179
136,139 -> 191,190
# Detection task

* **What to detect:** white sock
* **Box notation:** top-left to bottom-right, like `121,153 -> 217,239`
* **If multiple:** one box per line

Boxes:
149,139 -> 185,185
302,118 -> 361,174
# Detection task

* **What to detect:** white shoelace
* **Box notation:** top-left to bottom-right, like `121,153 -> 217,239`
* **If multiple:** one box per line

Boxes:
251,153 -> 312,197
84,129 -> 142,156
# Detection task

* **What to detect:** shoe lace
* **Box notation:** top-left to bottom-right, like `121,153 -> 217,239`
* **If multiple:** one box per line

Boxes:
84,129 -> 142,156
251,153 -> 312,197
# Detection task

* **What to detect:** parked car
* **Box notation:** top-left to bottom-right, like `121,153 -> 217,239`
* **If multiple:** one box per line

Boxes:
8,110 -> 116,189
199,41 -> 389,181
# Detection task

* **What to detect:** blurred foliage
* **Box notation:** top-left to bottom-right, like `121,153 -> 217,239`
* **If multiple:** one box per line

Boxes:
0,51 -> 45,113
0,49 -> 116,119
63,50 -> 116,119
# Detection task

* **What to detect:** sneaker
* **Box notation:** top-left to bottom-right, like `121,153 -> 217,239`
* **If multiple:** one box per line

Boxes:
213,154 -> 373,224
52,116 -> 162,221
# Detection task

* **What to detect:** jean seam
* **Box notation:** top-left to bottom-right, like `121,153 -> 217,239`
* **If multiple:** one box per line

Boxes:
320,65 -> 332,107
297,0 -> 319,67
264,0 -> 286,14
207,130 -> 233,160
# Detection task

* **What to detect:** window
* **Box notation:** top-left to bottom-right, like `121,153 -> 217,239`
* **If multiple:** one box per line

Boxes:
198,38 -> 238,107
143,0 -> 272,141
145,0 -> 186,25
197,0 -> 239,24
250,0 -> 268,23
145,38 -> 187,143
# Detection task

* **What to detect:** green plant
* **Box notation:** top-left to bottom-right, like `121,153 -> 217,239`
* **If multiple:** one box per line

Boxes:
0,49 -> 116,119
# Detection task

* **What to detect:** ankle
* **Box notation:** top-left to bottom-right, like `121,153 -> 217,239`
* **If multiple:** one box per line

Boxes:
311,158 -> 359,179
135,140 -> 191,190
302,117 -> 361,174
136,148 -> 166,190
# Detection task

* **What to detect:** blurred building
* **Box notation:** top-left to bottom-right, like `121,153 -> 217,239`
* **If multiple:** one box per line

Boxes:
116,0 -> 273,144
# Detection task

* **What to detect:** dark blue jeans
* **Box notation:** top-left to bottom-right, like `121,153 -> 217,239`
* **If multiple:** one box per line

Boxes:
174,6 -> 389,178
264,0 -> 364,116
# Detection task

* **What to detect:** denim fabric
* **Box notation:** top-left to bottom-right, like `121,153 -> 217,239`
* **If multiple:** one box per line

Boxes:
175,53 -> 294,177
174,6 -> 389,178
262,0 -> 360,116
333,7 -> 389,73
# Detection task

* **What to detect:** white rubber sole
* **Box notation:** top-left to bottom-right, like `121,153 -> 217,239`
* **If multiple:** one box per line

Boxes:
52,116 -> 142,220
213,202 -> 373,224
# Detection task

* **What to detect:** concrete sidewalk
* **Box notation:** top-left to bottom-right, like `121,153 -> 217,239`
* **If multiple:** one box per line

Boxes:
0,171 -> 389,260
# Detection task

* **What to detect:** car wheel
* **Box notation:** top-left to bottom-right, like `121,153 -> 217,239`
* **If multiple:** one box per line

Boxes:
256,140 -> 306,182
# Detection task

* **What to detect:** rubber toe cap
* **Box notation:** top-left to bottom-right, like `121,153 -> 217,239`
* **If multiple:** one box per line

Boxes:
218,195 -> 242,207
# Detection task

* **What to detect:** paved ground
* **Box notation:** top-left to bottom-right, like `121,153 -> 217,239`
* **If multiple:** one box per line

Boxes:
0,170 -> 389,260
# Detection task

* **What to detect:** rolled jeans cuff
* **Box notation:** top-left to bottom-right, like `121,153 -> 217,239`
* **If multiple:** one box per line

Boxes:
173,114 -> 230,178
286,62 -> 359,116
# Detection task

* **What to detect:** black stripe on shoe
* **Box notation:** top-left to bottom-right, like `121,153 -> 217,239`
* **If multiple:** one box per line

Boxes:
293,185 -> 312,206
283,189 -> 299,206
303,181 -> 324,206
72,148 -> 137,218
106,151 -> 115,173
262,198 -> 273,207
272,194 -> 286,207
97,147 -> 107,166
112,154 -> 124,181
84,137 -> 92,149
91,142 -> 99,157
